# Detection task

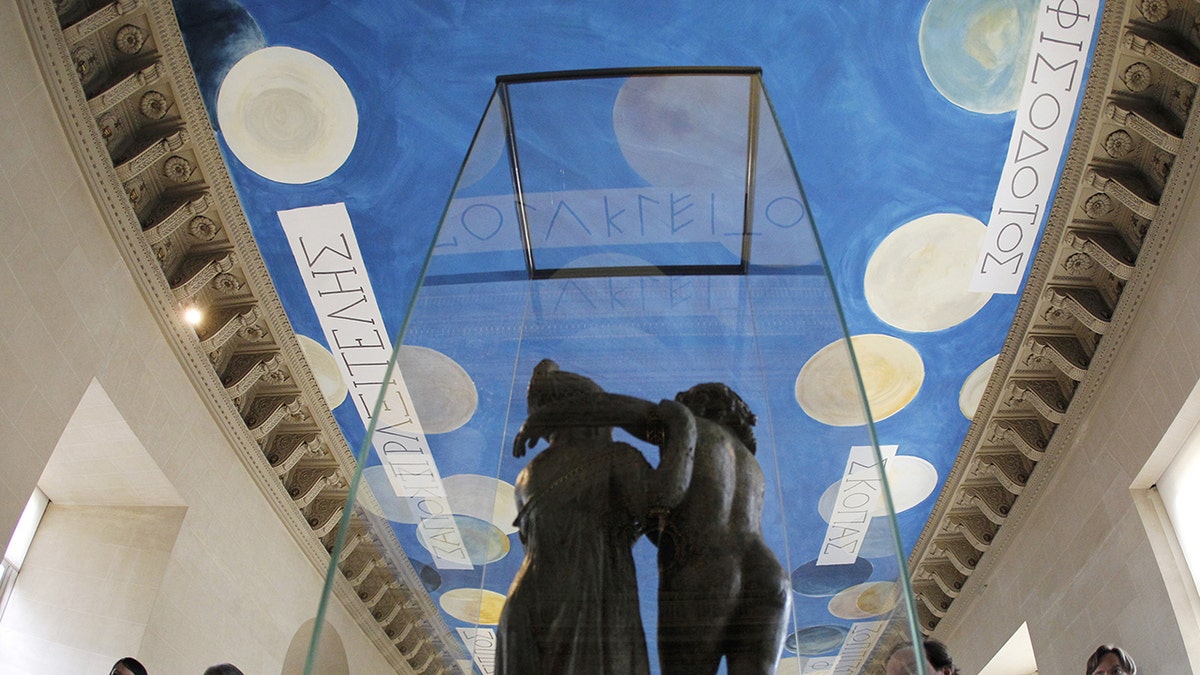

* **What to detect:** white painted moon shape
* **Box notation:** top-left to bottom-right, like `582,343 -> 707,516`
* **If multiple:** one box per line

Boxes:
439,587 -> 506,625
865,213 -> 992,332
397,346 -> 478,434
960,354 -> 999,419
796,334 -> 924,426
443,474 -> 518,536
357,465 -> 418,524
296,335 -> 349,409
818,455 -> 939,517
827,581 -> 899,620
217,46 -> 358,184
920,0 -> 1038,113
613,75 -> 749,189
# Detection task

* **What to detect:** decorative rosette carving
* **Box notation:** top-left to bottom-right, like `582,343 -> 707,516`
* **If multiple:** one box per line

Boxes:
114,24 -> 146,54
1062,251 -> 1095,274
212,271 -> 243,295
1137,0 -> 1170,23
187,215 -> 219,241
161,155 -> 194,183
1122,62 -> 1153,92
139,90 -> 169,120
1083,192 -> 1114,219
1103,129 -> 1134,158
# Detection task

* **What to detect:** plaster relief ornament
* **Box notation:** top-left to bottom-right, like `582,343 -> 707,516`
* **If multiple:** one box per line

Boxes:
1063,252 -> 1095,275
162,155 -> 194,184
1103,129 -> 1134,158
1122,62 -> 1153,92
187,215 -> 219,241
140,90 -> 169,120
114,24 -> 146,55
97,113 -> 121,141
71,45 -> 99,85
1137,0 -> 1171,22
1152,150 -> 1174,182
1083,193 -> 1114,219
212,271 -> 242,295
1168,81 -> 1196,117
124,177 -> 147,208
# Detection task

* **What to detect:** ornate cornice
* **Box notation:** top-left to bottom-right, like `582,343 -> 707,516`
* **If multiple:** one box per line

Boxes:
871,0 -> 1200,665
16,0 -> 464,672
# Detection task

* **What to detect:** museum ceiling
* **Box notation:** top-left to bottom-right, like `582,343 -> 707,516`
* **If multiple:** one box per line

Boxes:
21,0 -> 1200,672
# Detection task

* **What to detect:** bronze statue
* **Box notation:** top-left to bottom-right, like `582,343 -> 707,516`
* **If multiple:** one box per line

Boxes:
499,362 -> 787,674
656,382 -> 790,675
497,360 -> 696,675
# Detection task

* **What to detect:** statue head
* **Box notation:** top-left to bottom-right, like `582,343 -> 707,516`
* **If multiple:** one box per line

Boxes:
675,382 -> 757,454
526,359 -> 605,413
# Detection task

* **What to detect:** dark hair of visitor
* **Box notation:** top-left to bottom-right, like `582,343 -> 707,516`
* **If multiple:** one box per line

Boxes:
675,382 -> 757,454
114,657 -> 148,675
1087,644 -> 1137,674
924,638 -> 961,674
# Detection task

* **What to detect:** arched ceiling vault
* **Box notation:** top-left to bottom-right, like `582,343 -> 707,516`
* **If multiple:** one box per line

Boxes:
16,0 -> 1200,671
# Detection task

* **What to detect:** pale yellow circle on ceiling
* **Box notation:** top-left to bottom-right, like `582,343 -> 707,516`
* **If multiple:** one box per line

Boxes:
827,581 -> 899,620
296,335 -> 349,409
439,587 -> 506,625
444,474 -> 518,536
817,455 -> 939,518
864,213 -> 992,332
397,345 -> 478,434
217,46 -> 358,184
959,354 -> 999,419
795,334 -> 924,426
417,515 -> 510,565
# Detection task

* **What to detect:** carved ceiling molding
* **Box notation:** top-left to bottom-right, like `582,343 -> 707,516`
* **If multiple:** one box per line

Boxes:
879,0 -> 1200,665
16,0 -> 465,672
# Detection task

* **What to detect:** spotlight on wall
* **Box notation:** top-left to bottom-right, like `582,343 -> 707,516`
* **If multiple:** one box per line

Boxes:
183,305 -> 203,326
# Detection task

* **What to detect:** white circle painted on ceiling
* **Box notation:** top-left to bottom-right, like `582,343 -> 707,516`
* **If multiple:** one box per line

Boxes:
612,75 -> 749,189
217,46 -> 358,184
443,474 -> 519,536
959,354 -> 999,419
818,454 -> 939,518
796,334 -> 924,426
398,345 -> 478,434
296,335 -> 349,409
920,0 -> 1038,113
865,213 -> 992,332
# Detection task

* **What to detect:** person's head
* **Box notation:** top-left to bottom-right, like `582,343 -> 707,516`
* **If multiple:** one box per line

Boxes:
110,657 -> 148,675
1087,645 -> 1137,675
924,639 -> 959,675
203,665 -> 245,675
886,644 -> 934,675
675,382 -> 757,453
885,640 -> 957,675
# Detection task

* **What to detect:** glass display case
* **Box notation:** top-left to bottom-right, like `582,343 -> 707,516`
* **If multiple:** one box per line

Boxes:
309,67 -> 926,675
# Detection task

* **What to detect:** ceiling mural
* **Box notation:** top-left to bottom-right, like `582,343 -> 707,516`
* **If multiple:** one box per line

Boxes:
173,0 -> 1100,672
